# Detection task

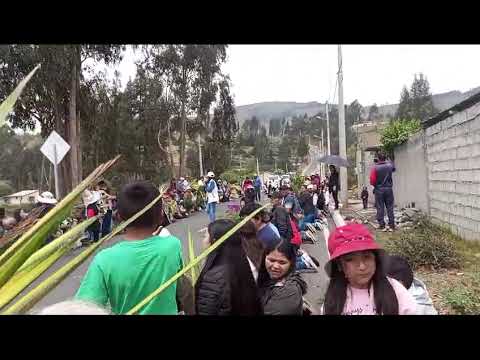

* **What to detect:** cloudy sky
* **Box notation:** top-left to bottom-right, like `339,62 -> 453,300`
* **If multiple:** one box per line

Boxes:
107,45 -> 480,107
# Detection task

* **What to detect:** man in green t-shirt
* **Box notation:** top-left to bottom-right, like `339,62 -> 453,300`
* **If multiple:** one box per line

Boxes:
76,181 -> 183,315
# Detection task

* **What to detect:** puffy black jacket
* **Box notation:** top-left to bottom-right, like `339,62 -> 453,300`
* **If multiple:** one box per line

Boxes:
261,273 -> 307,315
195,262 -> 232,315
270,205 -> 293,242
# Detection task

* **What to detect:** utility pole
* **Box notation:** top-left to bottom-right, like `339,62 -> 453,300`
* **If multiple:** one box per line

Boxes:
320,127 -> 325,178
256,157 -> 260,176
197,133 -> 204,177
338,44 -> 348,208
325,102 -> 331,156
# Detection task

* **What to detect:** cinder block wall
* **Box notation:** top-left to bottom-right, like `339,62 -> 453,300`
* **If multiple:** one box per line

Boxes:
394,102 -> 480,241
425,102 -> 480,241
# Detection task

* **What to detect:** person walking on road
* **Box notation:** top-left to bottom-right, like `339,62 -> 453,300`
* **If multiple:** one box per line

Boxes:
328,165 -> 340,210
322,223 -> 416,315
361,186 -> 369,210
370,152 -> 396,231
195,219 -> 263,315
205,171 -> 219,223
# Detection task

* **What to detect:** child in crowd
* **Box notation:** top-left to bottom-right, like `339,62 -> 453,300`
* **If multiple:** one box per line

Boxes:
361,186 -> 369,210
76,181 -> 184,315
322,223 -> 417,315
386,255 -> 438,315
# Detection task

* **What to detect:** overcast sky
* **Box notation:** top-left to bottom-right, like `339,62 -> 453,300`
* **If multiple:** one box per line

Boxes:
106,45 -> 480,107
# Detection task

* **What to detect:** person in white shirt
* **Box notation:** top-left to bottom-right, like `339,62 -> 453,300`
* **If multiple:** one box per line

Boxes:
205,171 -> 219,223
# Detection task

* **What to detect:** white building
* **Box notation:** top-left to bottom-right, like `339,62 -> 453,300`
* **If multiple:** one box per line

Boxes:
1,190 -> 39,206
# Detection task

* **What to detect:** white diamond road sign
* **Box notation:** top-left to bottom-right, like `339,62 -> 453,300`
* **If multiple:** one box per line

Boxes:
40,130 -> 70,165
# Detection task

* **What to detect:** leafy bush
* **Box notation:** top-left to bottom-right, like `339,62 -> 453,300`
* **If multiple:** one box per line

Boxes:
291,173 -> 305,193
442,285 -> 480,315
380,119 -> 421,157
384,217 -> 462,270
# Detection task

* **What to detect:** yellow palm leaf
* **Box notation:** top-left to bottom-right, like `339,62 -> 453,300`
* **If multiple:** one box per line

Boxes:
187,227 -> 197,285
0,64 -> 41,128
0,156 -> 120,289
2,186 -> 165,315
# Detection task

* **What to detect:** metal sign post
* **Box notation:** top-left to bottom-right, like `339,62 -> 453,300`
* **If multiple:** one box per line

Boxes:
40,130 -> 70,200
53,144 -> 60,200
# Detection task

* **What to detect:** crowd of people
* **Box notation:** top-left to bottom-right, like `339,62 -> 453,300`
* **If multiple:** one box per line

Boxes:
69,161 -> 436,315
3,156 -> 435,316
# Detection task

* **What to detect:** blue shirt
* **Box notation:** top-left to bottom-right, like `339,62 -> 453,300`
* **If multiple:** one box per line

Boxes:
257,223 -> 281,248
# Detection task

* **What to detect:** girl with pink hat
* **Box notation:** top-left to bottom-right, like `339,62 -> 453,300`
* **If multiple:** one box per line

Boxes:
322,223 -> 416,315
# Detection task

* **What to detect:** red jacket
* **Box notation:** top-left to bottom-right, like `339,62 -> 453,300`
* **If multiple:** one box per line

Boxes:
289,217 -> 302,246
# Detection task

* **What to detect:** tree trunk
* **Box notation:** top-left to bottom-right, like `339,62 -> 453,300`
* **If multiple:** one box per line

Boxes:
68,47 -> 80,189
178,100 -> 186,178
53,93 -> 68,198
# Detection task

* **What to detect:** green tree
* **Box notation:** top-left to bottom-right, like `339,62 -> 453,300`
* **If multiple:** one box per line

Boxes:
144,45 -> 228,177
277,137 -> 291,172
297,136 -> 309,159
0,45 -> 124,195
395,73 -> 437,121
368,103 -> 379,121
395,86 -> 412,120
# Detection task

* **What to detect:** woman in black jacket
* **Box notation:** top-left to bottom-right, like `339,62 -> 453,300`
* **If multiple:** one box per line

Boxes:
257,239 -> 307,315
195,219 -> 263,315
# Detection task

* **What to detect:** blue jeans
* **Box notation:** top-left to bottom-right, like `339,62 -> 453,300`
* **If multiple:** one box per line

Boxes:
207,202 -> 217,223
375,187 -> 395,228
299,212 -> 316,231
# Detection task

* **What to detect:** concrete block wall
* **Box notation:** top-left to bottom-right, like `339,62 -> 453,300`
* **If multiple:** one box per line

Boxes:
424,103 -> 480,241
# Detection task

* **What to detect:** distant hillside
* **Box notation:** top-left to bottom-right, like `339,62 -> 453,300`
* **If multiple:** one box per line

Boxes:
236,86 -> 480,126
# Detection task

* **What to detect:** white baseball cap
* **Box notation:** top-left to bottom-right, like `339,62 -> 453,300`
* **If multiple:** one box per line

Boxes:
207,171 -> 215,178
37,191 -> 58,205
307,184 -> 314,190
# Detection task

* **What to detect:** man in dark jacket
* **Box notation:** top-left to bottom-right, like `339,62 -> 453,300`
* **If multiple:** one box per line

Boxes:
370,152 -> 396,231
328,165 -> 340,210
270,192 -> 293,242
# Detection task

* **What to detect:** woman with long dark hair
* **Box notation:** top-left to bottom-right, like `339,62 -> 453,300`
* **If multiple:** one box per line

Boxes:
195,219 -> 262,315
257,239 -> 307,315
322,223 -> 416,315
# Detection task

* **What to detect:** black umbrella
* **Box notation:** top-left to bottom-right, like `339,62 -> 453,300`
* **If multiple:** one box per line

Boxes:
317,154 -> 350,168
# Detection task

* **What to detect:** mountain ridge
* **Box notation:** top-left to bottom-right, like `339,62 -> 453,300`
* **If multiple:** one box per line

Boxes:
235,86 -> 480,125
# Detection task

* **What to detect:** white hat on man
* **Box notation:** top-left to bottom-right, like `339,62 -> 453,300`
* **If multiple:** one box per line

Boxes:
36,191 -> 58,205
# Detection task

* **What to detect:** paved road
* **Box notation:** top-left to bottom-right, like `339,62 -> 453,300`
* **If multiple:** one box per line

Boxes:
12,196 -> 331,314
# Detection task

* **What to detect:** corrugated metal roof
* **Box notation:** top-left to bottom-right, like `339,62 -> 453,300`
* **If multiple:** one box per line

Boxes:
2,190 -> 38,198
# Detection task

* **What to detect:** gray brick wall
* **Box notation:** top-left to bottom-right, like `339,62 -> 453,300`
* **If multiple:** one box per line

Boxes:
427,103 -> 480,240
395,101 -> 480,241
